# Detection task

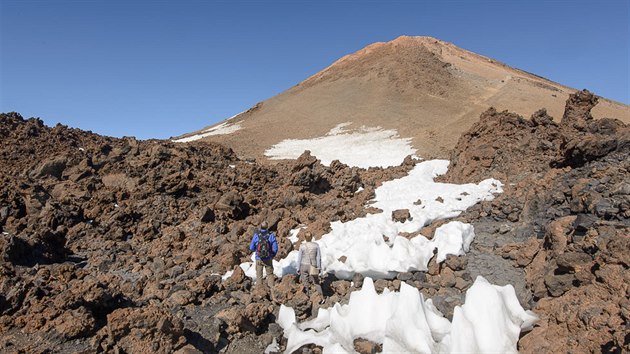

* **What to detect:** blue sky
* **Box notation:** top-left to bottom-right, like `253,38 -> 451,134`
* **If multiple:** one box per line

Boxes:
1,0 -> 628,140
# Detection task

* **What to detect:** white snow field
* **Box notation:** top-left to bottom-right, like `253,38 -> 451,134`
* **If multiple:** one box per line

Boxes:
172,121 -> 242,143
227,158 -> 536,352
235,159 -> 502,280
217,134 -> 534,352
264,123 -> 417,168
278,276 -> 538,354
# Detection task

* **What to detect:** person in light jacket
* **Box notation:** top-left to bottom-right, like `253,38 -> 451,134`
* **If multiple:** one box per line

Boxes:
296,231 -> 324,301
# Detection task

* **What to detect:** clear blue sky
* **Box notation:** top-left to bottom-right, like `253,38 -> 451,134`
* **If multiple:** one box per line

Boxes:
1,0 -> 628,140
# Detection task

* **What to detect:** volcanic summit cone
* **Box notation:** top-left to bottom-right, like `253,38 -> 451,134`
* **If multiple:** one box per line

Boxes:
177,36 -> 629,161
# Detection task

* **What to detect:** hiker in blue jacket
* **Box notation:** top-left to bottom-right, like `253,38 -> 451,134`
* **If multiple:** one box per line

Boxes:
249,221 -> 278,289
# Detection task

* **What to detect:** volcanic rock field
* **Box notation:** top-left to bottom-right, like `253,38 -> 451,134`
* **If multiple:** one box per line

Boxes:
1,90 -> 629,353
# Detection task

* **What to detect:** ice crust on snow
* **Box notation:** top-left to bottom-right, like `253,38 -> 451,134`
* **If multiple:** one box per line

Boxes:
172,121 -> 242,143
264,123 -> 417,168
278,276 -> 538,354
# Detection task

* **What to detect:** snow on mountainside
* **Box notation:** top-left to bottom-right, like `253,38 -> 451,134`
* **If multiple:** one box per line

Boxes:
264,123 -> 417,168
175,35 -> 630,162
173,121 -> 242,143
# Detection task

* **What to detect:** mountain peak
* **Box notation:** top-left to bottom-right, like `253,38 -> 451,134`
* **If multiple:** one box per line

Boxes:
300,35 -> 456,90
391,35 -> 445,45
178,37 -> 629,162
335,35 -> 453,62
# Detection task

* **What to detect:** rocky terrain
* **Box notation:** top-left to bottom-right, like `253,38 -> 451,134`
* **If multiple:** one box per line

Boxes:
443,90 -> 630,353
0,89 -> 628,353
0,111 -> 419,353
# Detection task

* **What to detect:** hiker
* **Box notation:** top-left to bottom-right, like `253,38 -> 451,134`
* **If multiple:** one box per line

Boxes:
296,231 -> 324,302
249,221 -> 278,289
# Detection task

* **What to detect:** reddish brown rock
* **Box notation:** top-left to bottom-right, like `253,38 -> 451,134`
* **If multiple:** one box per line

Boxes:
545,216 -> 576,255
52,307 -> 96,339
243,302 -> 273,329
99,305 -> 185,353
168,290 -> 194,306
499,238 -> 541,267
215,306 -> 256,335
354,337 -> 383,354
560,89 -> 597,131
391,209 -> 411,223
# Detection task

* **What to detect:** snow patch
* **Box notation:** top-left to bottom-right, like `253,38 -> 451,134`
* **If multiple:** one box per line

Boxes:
173,121 -> 242,143
264,338 -> 280,353
279,276 -> 538,353
221,270 -> 234,281
264,123 -> 417,168
327,122 -> 353,136
432,222 -> 475,263
225,111 -> 244,121
288,227 -> 305,244
318,160 -> 501,279
228,159 -> 501,281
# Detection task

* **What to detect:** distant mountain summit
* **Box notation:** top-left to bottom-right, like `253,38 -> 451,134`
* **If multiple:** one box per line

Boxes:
176,36 -> 629,165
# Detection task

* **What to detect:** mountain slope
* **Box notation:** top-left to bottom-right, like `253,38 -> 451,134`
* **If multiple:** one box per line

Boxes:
177,36 -> 630,162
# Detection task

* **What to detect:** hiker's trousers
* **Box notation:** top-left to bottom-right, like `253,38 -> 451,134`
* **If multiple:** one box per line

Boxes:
255,258 -> 275,288
299,265 -> 323,297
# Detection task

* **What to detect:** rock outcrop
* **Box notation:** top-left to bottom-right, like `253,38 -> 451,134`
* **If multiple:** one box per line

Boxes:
444,90 -> 630,353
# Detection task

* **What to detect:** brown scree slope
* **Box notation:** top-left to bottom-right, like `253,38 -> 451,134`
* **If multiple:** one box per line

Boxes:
177,36 -> 630,161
